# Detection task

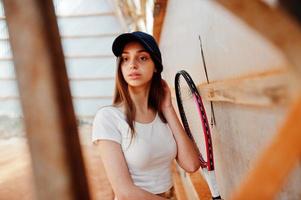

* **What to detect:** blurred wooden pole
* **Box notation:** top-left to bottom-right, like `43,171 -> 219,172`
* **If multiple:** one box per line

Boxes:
153,0 -> 168,42
2,0 -> 91,199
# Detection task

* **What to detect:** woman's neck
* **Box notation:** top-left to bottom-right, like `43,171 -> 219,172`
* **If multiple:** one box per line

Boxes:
128,85 -> 150,114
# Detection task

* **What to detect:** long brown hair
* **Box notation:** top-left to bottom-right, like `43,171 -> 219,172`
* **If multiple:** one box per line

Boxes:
113,56 -> 167,137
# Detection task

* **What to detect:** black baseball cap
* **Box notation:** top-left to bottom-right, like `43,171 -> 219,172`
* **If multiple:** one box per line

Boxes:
112,31 -> 163,73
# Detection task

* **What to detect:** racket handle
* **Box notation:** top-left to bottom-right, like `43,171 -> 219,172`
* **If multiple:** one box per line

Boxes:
201,168 -> 221,198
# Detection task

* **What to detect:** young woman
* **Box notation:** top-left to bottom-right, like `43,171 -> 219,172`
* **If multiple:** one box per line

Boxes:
92,31 -> 200,200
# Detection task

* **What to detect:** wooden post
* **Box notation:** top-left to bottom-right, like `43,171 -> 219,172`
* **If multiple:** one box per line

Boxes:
2,0 -> 91,199
153,0 -> 168,42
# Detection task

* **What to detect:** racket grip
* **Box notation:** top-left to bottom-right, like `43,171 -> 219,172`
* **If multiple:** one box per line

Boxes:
201,168 -> 221,198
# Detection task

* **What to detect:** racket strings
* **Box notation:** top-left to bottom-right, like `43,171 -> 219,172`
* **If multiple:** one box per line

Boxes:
178,76 -> 208,165
175,71 -> 215,170
176,81 -> 193,139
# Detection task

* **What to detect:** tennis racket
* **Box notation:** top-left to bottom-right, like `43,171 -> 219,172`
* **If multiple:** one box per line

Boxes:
175,70 -> 221,199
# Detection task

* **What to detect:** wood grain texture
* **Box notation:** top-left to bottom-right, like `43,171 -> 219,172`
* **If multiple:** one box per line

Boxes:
0,136 -> 114,200
198,68 -> 294,107
3,0 -> 91,199
188,172 -> 212,200
171,68 -> 294,107
153,0 -> 168,42
172,162 -> 188,200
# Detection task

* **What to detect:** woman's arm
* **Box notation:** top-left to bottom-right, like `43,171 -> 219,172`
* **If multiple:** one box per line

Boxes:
161,80 -> 201,173
94,140 -> 167,200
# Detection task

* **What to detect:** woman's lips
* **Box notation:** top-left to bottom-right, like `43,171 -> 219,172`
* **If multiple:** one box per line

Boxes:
128,73 -> 141,79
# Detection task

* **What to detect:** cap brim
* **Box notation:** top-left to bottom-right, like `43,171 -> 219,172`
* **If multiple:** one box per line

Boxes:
112,33 -> 152,57
112,32 -> 163,73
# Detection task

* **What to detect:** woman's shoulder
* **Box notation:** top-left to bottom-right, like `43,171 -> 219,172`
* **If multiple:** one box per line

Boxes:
95,105 -> 124,119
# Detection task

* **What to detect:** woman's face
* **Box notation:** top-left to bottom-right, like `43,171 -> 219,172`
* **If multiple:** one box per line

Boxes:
120,41 -> 156,89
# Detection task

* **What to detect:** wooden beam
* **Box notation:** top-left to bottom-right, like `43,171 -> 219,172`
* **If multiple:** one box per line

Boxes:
141,0 -> 147,24
153,0 -> 168,42
56,12 -> 114,18
0,77 -> 15,81
1,33 -> 120,40
187,172 -> 212,200
73,96 -> 113,100
60,33 -> 119,39
198,68 -> 294,107
0,95 -> 113,101
2,0 -> 91,199
179,169 -> 213,200
171,68 -> 294,107
68,77 -> 115,81
0,12 -> 115,20
0,56 -> 13,61
0,54 -> 114,61
0,77 -> 115,81
64,54 -> 114,59
231,95 -> 301,199
0,96 -> 19,101
0,37 -> 9,41
111,0 -> 128,32
172,162 -> 188,200
126,0 -> 145,31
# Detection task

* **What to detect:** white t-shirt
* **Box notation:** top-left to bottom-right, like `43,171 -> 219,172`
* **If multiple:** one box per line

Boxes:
92,106 -> 177,194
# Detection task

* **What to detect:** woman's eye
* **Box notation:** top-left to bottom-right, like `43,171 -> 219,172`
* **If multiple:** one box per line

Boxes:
140,56 -> 148,61
122,57 -> 128,62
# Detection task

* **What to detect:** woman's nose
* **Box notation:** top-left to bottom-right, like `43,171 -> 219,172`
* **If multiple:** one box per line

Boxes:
129,59 -> 138,69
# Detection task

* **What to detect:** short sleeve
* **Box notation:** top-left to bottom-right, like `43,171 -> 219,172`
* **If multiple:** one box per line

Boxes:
92,108 -> 122,144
